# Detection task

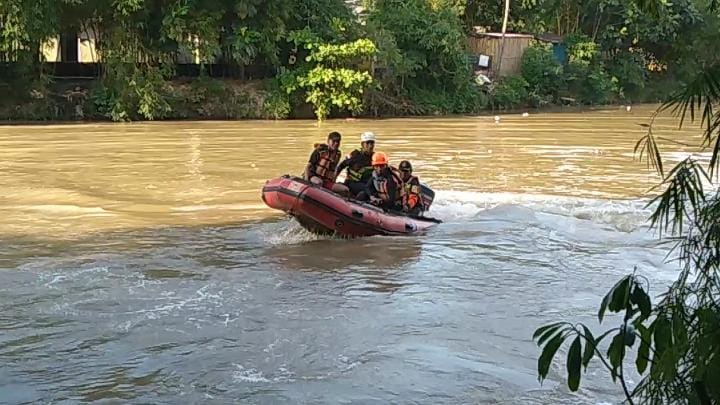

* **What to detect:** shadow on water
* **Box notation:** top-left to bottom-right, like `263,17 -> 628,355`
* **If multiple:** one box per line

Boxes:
263,236 -> 424,272
262,236 -> 427,294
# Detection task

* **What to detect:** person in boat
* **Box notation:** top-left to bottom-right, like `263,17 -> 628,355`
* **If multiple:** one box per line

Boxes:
304,131 -> 344,192
360,151 -> 404,212
334,131 -> 376,197
398,160 -> 424,216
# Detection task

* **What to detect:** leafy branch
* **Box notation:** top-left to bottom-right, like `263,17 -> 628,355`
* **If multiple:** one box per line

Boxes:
535,272 -> 653,404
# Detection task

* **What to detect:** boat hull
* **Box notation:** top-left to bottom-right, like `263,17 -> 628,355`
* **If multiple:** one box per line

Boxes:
261,176 -> 440,237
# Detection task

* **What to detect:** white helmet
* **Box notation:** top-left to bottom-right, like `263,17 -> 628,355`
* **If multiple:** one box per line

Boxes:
360,131 -> 376,142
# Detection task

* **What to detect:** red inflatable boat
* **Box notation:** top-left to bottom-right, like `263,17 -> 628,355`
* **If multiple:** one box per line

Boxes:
261,175 -> 441,237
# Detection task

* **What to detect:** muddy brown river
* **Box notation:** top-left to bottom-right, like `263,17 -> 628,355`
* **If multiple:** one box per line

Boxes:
0,105 -> 704,403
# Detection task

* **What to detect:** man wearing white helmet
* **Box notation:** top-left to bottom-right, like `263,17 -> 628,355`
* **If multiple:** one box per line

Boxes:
360,131 -> 376,143
334,131 -> 376,197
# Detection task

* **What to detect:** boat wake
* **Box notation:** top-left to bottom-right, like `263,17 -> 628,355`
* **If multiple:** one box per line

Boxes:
257,189 -> 659,247
430,190 -> 654,233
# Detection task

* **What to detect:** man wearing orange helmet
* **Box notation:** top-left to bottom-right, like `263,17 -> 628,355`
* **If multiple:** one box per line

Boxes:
361,151 -> 404,211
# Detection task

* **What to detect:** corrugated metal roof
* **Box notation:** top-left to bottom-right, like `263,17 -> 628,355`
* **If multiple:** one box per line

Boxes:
535,33 -> 565,43
471,32 -> 535,39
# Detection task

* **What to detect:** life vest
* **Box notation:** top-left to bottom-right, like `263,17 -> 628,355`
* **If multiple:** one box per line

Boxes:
313,143 -> 341,181
346,149 -> 372,183
372,168 -> 404,204
402,175 -> 423,210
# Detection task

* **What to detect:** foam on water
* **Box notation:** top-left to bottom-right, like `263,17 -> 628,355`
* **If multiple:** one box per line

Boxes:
233,364 -> 271,383
663,151 -> 713,164
430,190 -> 654,232
260,219 -> 329,245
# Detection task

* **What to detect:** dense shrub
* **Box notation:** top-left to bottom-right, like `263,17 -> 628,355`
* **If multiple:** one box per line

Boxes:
521,43 -> 563,98
490,76 -> 529,109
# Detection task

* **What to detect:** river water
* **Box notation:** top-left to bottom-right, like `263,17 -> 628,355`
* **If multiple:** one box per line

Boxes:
0,106 -> 704,404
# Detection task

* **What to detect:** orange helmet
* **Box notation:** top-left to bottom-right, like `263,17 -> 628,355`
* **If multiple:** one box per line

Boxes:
372,151 -> 388,166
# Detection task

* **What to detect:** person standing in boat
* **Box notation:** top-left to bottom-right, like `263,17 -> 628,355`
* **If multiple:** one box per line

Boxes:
334,131 -> 376,197
304,131 -> 344,192
361,151 -> 404,211
398,160 -> 424,216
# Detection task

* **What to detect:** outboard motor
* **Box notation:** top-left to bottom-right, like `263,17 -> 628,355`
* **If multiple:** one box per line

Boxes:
420,183 -> 435,211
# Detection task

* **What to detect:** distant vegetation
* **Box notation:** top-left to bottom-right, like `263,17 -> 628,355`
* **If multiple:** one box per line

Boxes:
0,0 -> 713,121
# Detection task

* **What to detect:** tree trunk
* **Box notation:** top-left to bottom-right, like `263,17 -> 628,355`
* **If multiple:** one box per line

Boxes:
495,0 -> 511,78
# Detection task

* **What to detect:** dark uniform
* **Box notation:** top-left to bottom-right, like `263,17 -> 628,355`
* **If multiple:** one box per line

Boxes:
364,167 -> 404,211
335,150 -> 373,196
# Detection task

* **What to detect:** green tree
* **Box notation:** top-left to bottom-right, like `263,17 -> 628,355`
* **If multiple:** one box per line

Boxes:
366,0 -> 470,91
281,30 -> 376,120
363,0 -> 484,115
520,43 -> 563,98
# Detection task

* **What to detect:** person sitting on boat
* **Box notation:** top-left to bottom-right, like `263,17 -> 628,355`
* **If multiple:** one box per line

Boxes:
362,151 -> 404,212
398,160 -> 424,216
304,131 -> 343,191
334,131 -> 376,197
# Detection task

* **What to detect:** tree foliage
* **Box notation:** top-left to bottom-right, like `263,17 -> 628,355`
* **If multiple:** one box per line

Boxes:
281,33 -> 376,120
465,0 -> 702,104
362,0 -> 485,115
0,0 -> 717,119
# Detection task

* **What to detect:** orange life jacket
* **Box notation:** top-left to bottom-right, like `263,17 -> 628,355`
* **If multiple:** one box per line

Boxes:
373,168 -> 404,204
313,144 -> 341,181
402,175 -> 423,210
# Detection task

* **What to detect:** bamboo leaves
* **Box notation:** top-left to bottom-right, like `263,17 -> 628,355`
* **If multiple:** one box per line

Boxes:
567,336 -> 582,391
647,158 -> 709,237
535,273 -> 653,396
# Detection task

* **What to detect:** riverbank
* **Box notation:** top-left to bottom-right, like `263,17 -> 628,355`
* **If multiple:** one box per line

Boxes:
0,78 -> 287,123
0,76 -> 667,124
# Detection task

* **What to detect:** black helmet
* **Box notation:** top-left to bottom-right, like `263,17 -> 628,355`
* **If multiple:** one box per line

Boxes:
328,131 -> 342,142
399,160 -> 412,172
